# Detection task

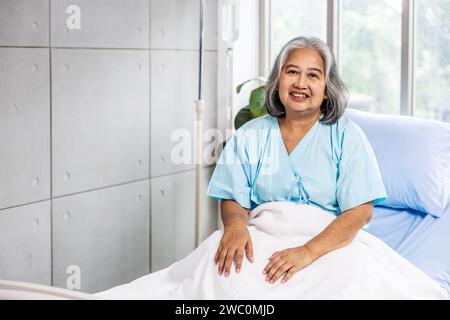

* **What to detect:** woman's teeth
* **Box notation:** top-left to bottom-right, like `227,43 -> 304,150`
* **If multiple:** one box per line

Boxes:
291,93 -> 308,98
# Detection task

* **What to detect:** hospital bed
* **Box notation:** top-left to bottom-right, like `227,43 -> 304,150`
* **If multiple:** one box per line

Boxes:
368,206 -> 450,295
0,279 -> 97,300
346,108 -> 450,296
1,109 -> 449,299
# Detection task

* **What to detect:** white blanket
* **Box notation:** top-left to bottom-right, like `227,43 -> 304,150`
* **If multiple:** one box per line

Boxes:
96,202 -> 448,299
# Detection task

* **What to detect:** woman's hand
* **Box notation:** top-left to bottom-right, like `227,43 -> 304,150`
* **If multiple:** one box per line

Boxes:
214,225 -> 254,277
263,246 -> 314,284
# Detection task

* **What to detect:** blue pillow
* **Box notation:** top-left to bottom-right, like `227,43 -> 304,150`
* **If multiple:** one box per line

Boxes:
345,109 -> 450,217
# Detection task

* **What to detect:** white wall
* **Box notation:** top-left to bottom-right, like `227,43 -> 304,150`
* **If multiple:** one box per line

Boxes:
232,0 -> 261,119
216,0 -> 260,146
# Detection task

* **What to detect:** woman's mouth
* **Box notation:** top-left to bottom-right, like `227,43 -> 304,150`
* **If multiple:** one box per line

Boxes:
289,92 -> 310,102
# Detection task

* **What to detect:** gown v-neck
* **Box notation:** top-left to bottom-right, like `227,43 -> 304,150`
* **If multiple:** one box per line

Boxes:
275,116 -> 321,157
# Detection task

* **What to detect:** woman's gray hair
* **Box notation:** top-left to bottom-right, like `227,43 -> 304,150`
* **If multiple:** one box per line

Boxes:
265,36 -> 348,124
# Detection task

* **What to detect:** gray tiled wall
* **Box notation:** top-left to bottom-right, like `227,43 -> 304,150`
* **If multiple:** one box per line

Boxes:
0,0 -> 218,293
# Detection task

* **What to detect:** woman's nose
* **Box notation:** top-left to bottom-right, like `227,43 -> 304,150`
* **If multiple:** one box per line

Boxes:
295,73 -> 308,88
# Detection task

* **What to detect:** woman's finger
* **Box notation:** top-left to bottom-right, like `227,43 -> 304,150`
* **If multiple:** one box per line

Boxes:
270,262 -> 291,283
245,237 -> 254,263
214,244 -> 223,265
263,261 -> 273,275
263,254 -> 281,275
265,260 -> 285,282
218,248 -> 229,275
269,251 -> 280,260
235,248 -> 245,273
223,248 -> 236,277
281,266 -> 300,283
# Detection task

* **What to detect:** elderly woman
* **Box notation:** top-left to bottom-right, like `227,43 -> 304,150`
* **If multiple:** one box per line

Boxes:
98,36 -> 446,300
207,36 -> 387,284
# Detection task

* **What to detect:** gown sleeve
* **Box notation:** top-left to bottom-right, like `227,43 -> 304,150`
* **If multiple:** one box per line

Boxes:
206,128 -> 253,209
336,122 -> 388,213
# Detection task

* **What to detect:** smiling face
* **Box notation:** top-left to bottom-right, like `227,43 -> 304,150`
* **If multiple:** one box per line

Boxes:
278,48 -> 327,117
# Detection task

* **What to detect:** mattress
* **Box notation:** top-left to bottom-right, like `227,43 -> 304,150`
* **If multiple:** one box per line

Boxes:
368,206 -> 450,296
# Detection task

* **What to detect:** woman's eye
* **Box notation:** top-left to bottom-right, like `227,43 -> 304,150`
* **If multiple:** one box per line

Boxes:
287,70 -> 298,75
309,73 -> 318,79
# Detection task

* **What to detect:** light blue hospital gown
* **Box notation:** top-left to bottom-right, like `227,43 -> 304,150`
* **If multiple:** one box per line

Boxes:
207,114 -> 387,216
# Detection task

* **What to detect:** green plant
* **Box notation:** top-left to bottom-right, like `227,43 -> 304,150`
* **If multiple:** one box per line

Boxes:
234,78 -> 267,130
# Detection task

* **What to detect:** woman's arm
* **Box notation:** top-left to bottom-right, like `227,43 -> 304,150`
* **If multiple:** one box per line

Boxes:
215,200 -> 254,277
263,201 -> 373,284
220,199 -> 250,229
304,201 -> 373,260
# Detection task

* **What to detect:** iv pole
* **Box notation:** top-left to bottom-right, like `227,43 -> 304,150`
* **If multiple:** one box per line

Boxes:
194,0 -> 205,248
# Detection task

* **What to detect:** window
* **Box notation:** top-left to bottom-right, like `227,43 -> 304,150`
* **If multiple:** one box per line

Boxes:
340,0 -> 402,114
270,0 -> 327,65
268,0 -> 450,123
414,0 -> 450,122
